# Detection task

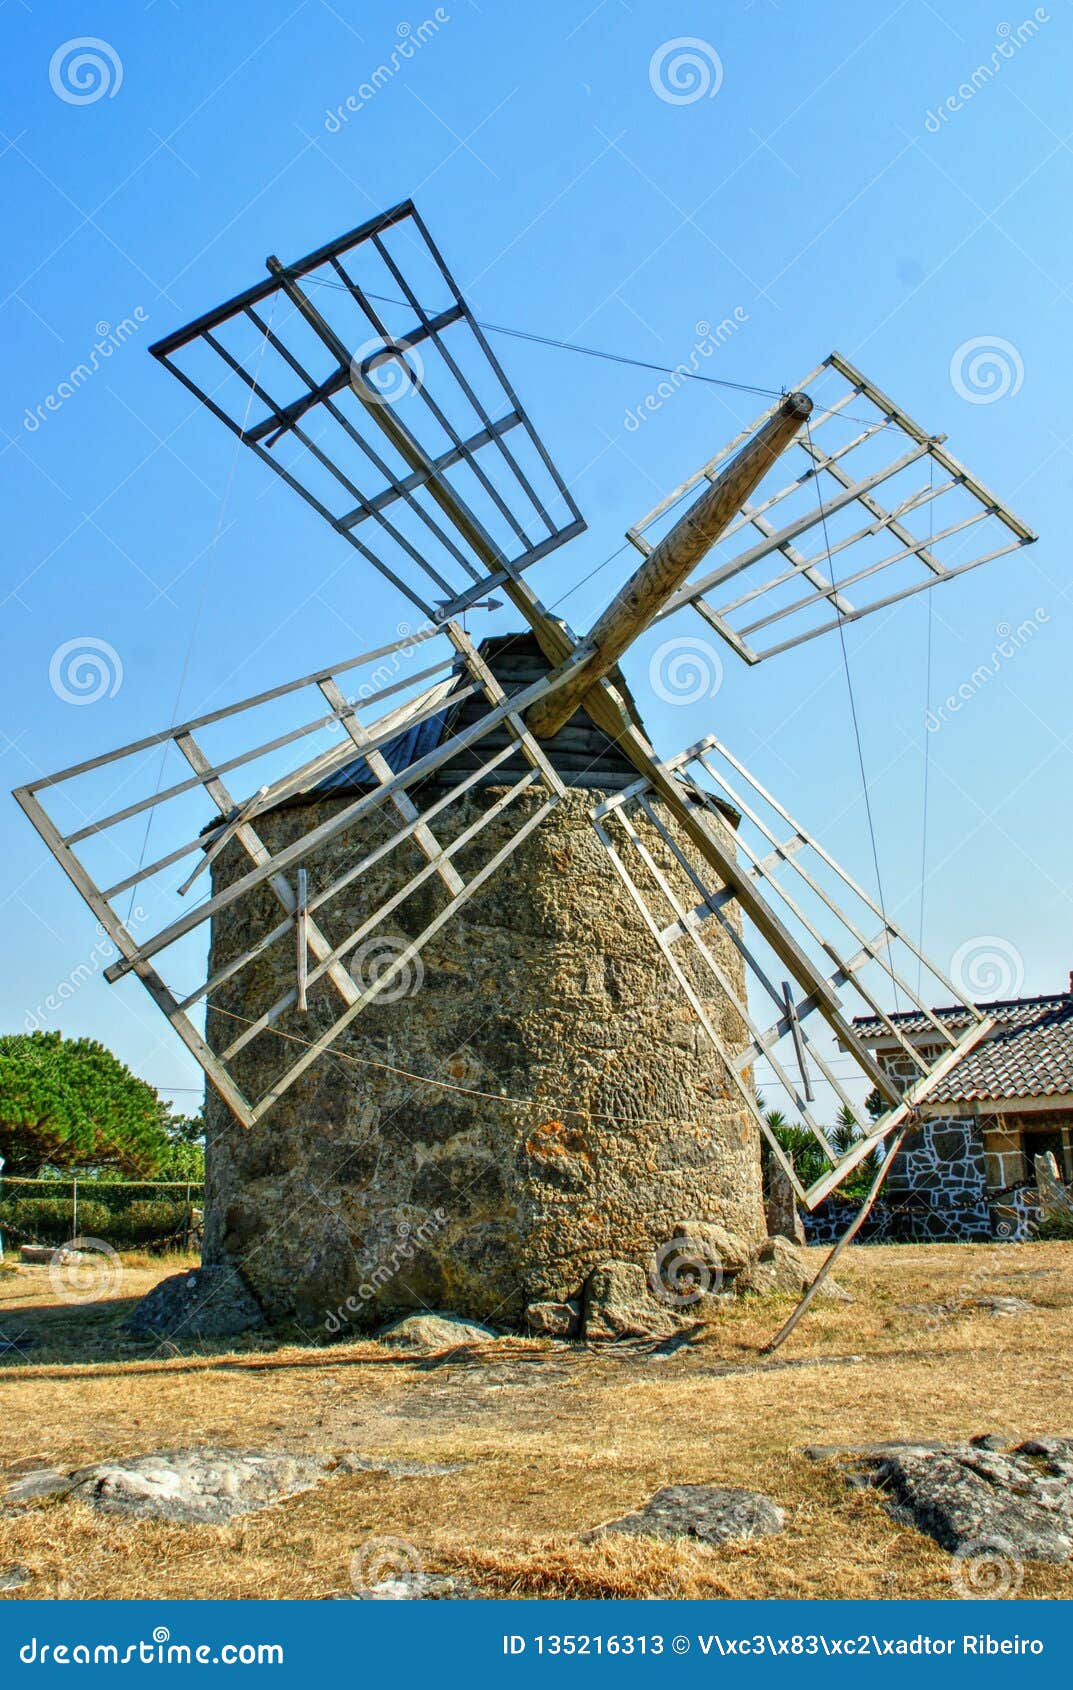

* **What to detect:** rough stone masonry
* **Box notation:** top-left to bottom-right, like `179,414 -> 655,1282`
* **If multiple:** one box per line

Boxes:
200,655 -> 766,1330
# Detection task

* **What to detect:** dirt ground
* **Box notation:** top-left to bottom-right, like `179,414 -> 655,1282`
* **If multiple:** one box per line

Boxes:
1,1241 -> 1071,1602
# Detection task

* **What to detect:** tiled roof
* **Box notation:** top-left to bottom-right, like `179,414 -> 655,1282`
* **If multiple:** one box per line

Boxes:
854,992 -> 1073,1104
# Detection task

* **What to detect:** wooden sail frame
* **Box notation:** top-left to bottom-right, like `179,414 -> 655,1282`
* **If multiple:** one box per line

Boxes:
13,623 -> 581,1129
628,351 -> 1036,664
591,735 -> 995,1208
150,201 -> 586,621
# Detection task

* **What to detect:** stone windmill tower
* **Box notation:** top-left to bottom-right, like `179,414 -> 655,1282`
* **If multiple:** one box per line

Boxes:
16,204 -> 1034,1331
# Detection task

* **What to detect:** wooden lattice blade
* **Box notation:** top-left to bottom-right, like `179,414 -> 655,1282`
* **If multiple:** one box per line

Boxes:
589,730 -> 993,1208
626,350 -> 1035,665
150,202 -> 585,623
13,623 -> 577,1129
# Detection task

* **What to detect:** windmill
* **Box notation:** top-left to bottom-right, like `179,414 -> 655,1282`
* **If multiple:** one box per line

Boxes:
15,201 -> 1035,1327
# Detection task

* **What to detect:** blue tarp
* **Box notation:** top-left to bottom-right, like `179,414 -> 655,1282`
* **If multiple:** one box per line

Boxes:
313,708 -> 452,793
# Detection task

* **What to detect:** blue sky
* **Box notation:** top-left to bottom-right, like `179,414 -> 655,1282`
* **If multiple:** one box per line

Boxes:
1,0 -> 1070,1112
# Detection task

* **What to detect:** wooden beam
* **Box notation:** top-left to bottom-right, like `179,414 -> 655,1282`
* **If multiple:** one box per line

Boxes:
265,255 -> 585,683
295,868 -> 309,1012
571,678 -> 901,1104
526,392 -> 812,740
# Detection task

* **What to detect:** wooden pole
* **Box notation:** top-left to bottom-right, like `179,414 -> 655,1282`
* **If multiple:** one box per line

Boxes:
527,391 -> 812,740
760,1125 -> 908,1356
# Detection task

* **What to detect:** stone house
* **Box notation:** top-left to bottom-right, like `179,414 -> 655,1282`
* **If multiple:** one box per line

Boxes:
848,979 -> 1073,1241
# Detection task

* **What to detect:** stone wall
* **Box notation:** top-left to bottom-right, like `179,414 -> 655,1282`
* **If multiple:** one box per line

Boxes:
981,1116 -> 1026,1190
883,1116 -> 992,1240
201,785 -> 766,1328
802,1116 -> 992,1244
982,1111 -> 1073,1188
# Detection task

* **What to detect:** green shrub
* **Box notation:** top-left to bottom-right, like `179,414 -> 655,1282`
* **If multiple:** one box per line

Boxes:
1037,1208 -> 1073,1242
107,1199 -> 189,1247
0,1191 -> 196,1248
1,1195 -> 110,1244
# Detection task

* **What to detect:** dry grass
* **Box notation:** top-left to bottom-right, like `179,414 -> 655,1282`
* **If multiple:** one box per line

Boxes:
1,1241 -> 1072,1601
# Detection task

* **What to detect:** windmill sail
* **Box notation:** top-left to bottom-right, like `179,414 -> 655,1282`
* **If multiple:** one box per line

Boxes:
14,623 -> 582,1129
626,351 -> 1036,664
150,201 -> 585,621
591,733 -> 994,1208
18,207 -> 1033,1227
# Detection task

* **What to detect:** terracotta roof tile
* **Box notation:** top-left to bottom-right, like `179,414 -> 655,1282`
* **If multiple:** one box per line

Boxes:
853,992 -> 1073,1103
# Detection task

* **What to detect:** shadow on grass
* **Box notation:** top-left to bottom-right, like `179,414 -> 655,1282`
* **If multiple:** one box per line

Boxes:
0,1258 -> 314,1369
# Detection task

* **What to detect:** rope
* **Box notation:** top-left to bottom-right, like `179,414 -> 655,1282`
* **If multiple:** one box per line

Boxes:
916,461 -> 936,991
209,1002 -> 714,1132
549,540 -> 632,612
125,299 -> 278,923
295,272 -> 900,430
805,416 -> 900,1010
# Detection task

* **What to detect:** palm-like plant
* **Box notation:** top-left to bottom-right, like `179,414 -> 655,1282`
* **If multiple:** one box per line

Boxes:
763,1100 -> 883,1201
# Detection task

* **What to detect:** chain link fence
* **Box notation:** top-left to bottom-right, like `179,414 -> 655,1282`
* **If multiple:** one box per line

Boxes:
0,1176 -> 204,1252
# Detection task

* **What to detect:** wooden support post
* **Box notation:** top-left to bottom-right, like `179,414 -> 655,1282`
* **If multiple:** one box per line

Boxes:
761,1124 -> 909,1355
782,980 -> 815,1104
295,867 -> 309,1012
526,392 -> 813,739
